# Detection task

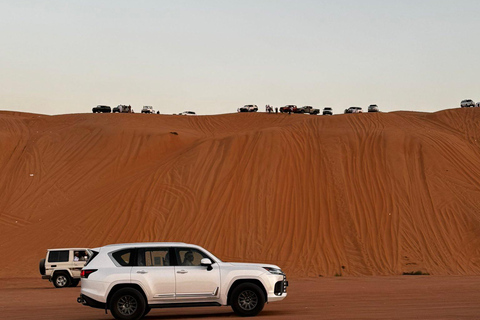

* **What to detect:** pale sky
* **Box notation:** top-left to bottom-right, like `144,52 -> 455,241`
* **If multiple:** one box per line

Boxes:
1,0 -> 479,115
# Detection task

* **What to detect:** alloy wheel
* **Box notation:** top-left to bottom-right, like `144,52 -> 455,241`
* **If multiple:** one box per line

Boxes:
238,290 -> 258,311
117,295 -> 138,316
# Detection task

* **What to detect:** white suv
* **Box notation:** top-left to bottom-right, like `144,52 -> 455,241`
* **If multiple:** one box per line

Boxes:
141,106 -> 156,114
77,242 -> 288,320
461,99 -> 475,107
39,248 -> 90,288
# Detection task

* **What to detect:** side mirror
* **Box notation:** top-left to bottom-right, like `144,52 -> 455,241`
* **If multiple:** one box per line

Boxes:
201,258 -> 213,271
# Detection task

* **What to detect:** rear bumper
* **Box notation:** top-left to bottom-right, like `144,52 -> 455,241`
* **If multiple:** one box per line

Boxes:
77,294 -> 106,309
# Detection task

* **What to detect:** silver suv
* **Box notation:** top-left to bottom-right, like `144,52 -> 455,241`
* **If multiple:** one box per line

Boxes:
461,99 -> 475,108
77,242 -> 288,320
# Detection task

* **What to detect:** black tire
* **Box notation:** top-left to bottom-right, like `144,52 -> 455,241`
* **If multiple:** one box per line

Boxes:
39,259 -> 46,275
110,288 -> 146,320
231,283 -> 265,317
143,306 -> 151,317
53,272 -> 71,288
70,279 -> 80,287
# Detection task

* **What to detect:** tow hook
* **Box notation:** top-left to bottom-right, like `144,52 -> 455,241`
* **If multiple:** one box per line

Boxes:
77,296 -> 85,304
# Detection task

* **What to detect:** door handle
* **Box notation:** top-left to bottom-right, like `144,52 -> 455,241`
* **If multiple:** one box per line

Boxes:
177,270 -> 188,274
136,270 -> 148,274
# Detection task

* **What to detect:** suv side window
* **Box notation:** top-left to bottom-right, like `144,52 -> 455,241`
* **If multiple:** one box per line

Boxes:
112,249 -> 134,266
48,250 -> 69,262
137,248 -> 170,266
174,248 -> 211,267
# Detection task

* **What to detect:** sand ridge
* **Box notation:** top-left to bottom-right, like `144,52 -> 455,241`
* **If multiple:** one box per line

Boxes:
1,109 -> 480,278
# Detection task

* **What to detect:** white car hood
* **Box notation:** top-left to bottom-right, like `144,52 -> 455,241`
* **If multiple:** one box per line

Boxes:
226,262 -> 281,270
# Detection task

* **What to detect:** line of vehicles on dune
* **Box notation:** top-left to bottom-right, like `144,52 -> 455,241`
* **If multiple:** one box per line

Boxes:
39,243 -> 288,320
239,104 -> 380,114
92,99 -> 478,116
92,105 -> 196,115
92,104 -> 380,115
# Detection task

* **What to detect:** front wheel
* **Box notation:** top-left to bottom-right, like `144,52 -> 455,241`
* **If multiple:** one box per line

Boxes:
231,283 -> 265,317
143,306 -> 151,317
53,272 -> 71,288
110,288 -> 146,320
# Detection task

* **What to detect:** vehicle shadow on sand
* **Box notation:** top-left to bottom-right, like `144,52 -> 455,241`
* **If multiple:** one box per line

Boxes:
143,310 -> 293,319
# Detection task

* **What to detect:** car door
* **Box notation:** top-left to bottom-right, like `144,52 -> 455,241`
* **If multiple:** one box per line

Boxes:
130,247 -> 176,302
173,247 -> 221,301
47,250 -> 70,276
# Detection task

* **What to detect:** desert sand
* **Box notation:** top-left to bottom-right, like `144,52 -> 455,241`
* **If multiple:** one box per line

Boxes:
2,276 -> 480,319
1,108 -> 480,279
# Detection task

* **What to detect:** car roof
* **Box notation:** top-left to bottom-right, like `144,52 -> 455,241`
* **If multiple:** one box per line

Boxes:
96,242 -> 193,251
47,248 -> 89,251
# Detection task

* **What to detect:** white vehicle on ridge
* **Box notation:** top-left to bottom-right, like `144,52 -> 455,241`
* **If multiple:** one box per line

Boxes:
141,106 -> 156,114
179,111 -> 196,115
77,242 -> 288,320
461,99 -> 475,108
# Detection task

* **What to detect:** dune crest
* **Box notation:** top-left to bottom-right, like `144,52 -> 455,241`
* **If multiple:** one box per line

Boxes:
1,109 -> 480,278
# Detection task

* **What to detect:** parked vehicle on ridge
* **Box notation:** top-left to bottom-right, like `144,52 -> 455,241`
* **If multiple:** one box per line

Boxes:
141,106 -> 156,114
368,105 -> 379,112
344,107 -> 363,114
322,107 -> 333,115
239,105 -> 258,112
179,111 -> 196,115
280,105 -> 297,113
296,106 -> 320,115
461,99 -> 475,108
92,105 -> 111,113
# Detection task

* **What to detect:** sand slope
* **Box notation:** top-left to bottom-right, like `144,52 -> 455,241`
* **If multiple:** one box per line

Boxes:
1,109 -> 480,277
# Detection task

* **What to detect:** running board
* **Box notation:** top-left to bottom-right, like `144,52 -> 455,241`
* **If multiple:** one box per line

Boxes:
149,302 -> 222,309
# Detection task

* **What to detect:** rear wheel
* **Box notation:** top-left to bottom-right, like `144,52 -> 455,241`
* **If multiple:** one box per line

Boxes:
53,272 -> 71,288
231,283 -> 265,317
110,288 -> 146,320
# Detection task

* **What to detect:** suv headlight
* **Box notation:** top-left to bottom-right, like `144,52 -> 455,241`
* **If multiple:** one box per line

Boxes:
263,267 -> 283,275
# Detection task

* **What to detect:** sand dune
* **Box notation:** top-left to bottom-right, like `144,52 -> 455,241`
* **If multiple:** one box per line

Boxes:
1,108 -> 480,278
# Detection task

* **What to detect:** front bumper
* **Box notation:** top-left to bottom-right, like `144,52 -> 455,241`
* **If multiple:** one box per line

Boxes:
274,274 -> 288,296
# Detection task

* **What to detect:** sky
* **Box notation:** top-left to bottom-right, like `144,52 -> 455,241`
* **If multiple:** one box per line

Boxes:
1,0 -> 479,115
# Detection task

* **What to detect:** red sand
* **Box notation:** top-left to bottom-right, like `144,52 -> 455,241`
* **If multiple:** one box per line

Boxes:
1,109 -> 480,278
2,276 -> 480,319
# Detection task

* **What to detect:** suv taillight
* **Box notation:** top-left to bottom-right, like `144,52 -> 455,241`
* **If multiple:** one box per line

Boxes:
81,269 -> 97,278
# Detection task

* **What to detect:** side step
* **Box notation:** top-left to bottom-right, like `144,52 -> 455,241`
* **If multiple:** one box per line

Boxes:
150,302 -> 222,309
